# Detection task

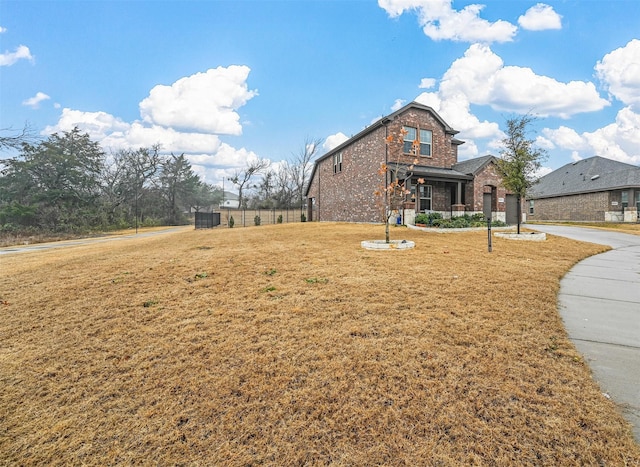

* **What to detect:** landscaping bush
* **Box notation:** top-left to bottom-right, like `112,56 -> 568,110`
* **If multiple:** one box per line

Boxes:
414,213 -> 430,225
415,212 -> 506,228
415,212 -> 443,225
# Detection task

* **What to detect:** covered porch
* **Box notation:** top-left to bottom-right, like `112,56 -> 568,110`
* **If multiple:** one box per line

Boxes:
397,165 -> 473,224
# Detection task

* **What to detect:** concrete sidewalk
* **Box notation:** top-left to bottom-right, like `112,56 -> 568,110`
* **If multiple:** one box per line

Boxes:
531,224 -> 640,443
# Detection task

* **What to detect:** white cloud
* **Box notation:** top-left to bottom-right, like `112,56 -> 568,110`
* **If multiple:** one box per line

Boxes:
323,132 -> 349,151
391,99 -> 406,111
139,65 -> 257,134
439,44 -> 608,118
536,166 -> 553,178
542,126 -> 587,151
22,91 -> 50,109
518,4 -> 562,31
595,39 -> 640,110
419,78 -> 436,89
210,143 -> 260,167
0,44 -> 33,66
543,108 -> 640,165
0,26 -> 7,33
45,108 -> 131,142
534,135 -> 555,150
44,66 -> 262,184
378,0 -> 517,43
410,44 -> 613,161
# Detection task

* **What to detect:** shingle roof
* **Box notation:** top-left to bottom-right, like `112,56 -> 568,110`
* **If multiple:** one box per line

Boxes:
452,155 -> 496,175
529,156 -> 640,199
305,102 -> 464,197
313,101 -> 460,166
399,163 -> 472,181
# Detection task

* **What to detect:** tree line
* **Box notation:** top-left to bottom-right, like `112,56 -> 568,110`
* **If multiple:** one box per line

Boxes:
0,127 -> 321,235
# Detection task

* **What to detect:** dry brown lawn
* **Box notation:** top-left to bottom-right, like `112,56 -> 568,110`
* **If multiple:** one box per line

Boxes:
1,223 -> 639,466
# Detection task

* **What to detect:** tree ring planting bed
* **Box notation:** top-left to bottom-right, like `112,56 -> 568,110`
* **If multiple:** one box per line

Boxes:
494,232 -> 546,241
361,240 -> 415,250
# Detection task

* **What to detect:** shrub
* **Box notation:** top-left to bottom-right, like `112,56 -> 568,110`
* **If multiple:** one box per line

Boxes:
254,215 -> 261,226
277,214 -> 283,224
229,216 -> 234,228
415,212 -> 442,225
414,213 -> 430,225
301,213 -> 306,222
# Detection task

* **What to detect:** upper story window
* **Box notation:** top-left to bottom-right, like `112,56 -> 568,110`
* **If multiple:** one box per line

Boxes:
403,126 -> 432,157
403,127 -> 417,154
333,152 -> 343,174
419,129 -> 432,157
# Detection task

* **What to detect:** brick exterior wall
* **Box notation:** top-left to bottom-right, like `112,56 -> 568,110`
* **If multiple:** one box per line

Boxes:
308,125 -> 387,223
528,191 -> 621,222
468,163 -> 512,213
383,108 -> 459,169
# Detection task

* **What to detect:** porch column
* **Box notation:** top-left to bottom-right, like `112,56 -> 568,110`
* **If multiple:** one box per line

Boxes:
625,188 -> 638,222
451,181 -> 466,216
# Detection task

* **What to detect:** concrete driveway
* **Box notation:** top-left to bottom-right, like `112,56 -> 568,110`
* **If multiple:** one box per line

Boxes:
0,226 -> 189,256
531,224 -> 640,443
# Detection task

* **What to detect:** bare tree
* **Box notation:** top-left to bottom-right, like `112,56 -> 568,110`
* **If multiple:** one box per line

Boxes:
228,158 -> 270,208
0,123 -> 39,153
290,136 -> 323,209
101,145 -> 162,225
274,161 -> 295,207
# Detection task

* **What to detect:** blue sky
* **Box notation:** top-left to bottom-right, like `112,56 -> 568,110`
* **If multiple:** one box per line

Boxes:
2,0 -> 639,187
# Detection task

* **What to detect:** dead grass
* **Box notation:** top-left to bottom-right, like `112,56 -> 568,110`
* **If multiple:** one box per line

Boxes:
1,223 -> 638,465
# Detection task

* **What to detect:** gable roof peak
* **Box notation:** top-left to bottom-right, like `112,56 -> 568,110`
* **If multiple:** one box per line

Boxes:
385,101 -> 459,136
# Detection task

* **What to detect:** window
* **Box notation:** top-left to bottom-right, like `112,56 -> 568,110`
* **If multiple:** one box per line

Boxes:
333,152 -> 342,174
403,126 -> 417,154
419,129 -> 432,156
529,200 -> 534,214
403,126 -> 432,157
418,184 -> 432,211
621,191 -> 629,207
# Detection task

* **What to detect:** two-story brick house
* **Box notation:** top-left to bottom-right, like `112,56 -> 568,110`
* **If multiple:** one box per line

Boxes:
305,102 -> 519,224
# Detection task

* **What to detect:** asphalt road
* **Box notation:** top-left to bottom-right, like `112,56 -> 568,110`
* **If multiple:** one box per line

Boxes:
531,224 -> 640,443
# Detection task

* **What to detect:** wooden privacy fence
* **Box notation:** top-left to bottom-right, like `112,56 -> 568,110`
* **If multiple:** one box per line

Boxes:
217,208 -> 306,227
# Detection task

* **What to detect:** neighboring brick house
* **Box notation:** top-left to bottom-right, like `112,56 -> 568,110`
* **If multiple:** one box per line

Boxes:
305,102 -> 519,224
527,156 -> 640,222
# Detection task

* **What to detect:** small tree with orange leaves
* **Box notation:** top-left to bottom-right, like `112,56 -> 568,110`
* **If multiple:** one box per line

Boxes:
375,128 -> 421,243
